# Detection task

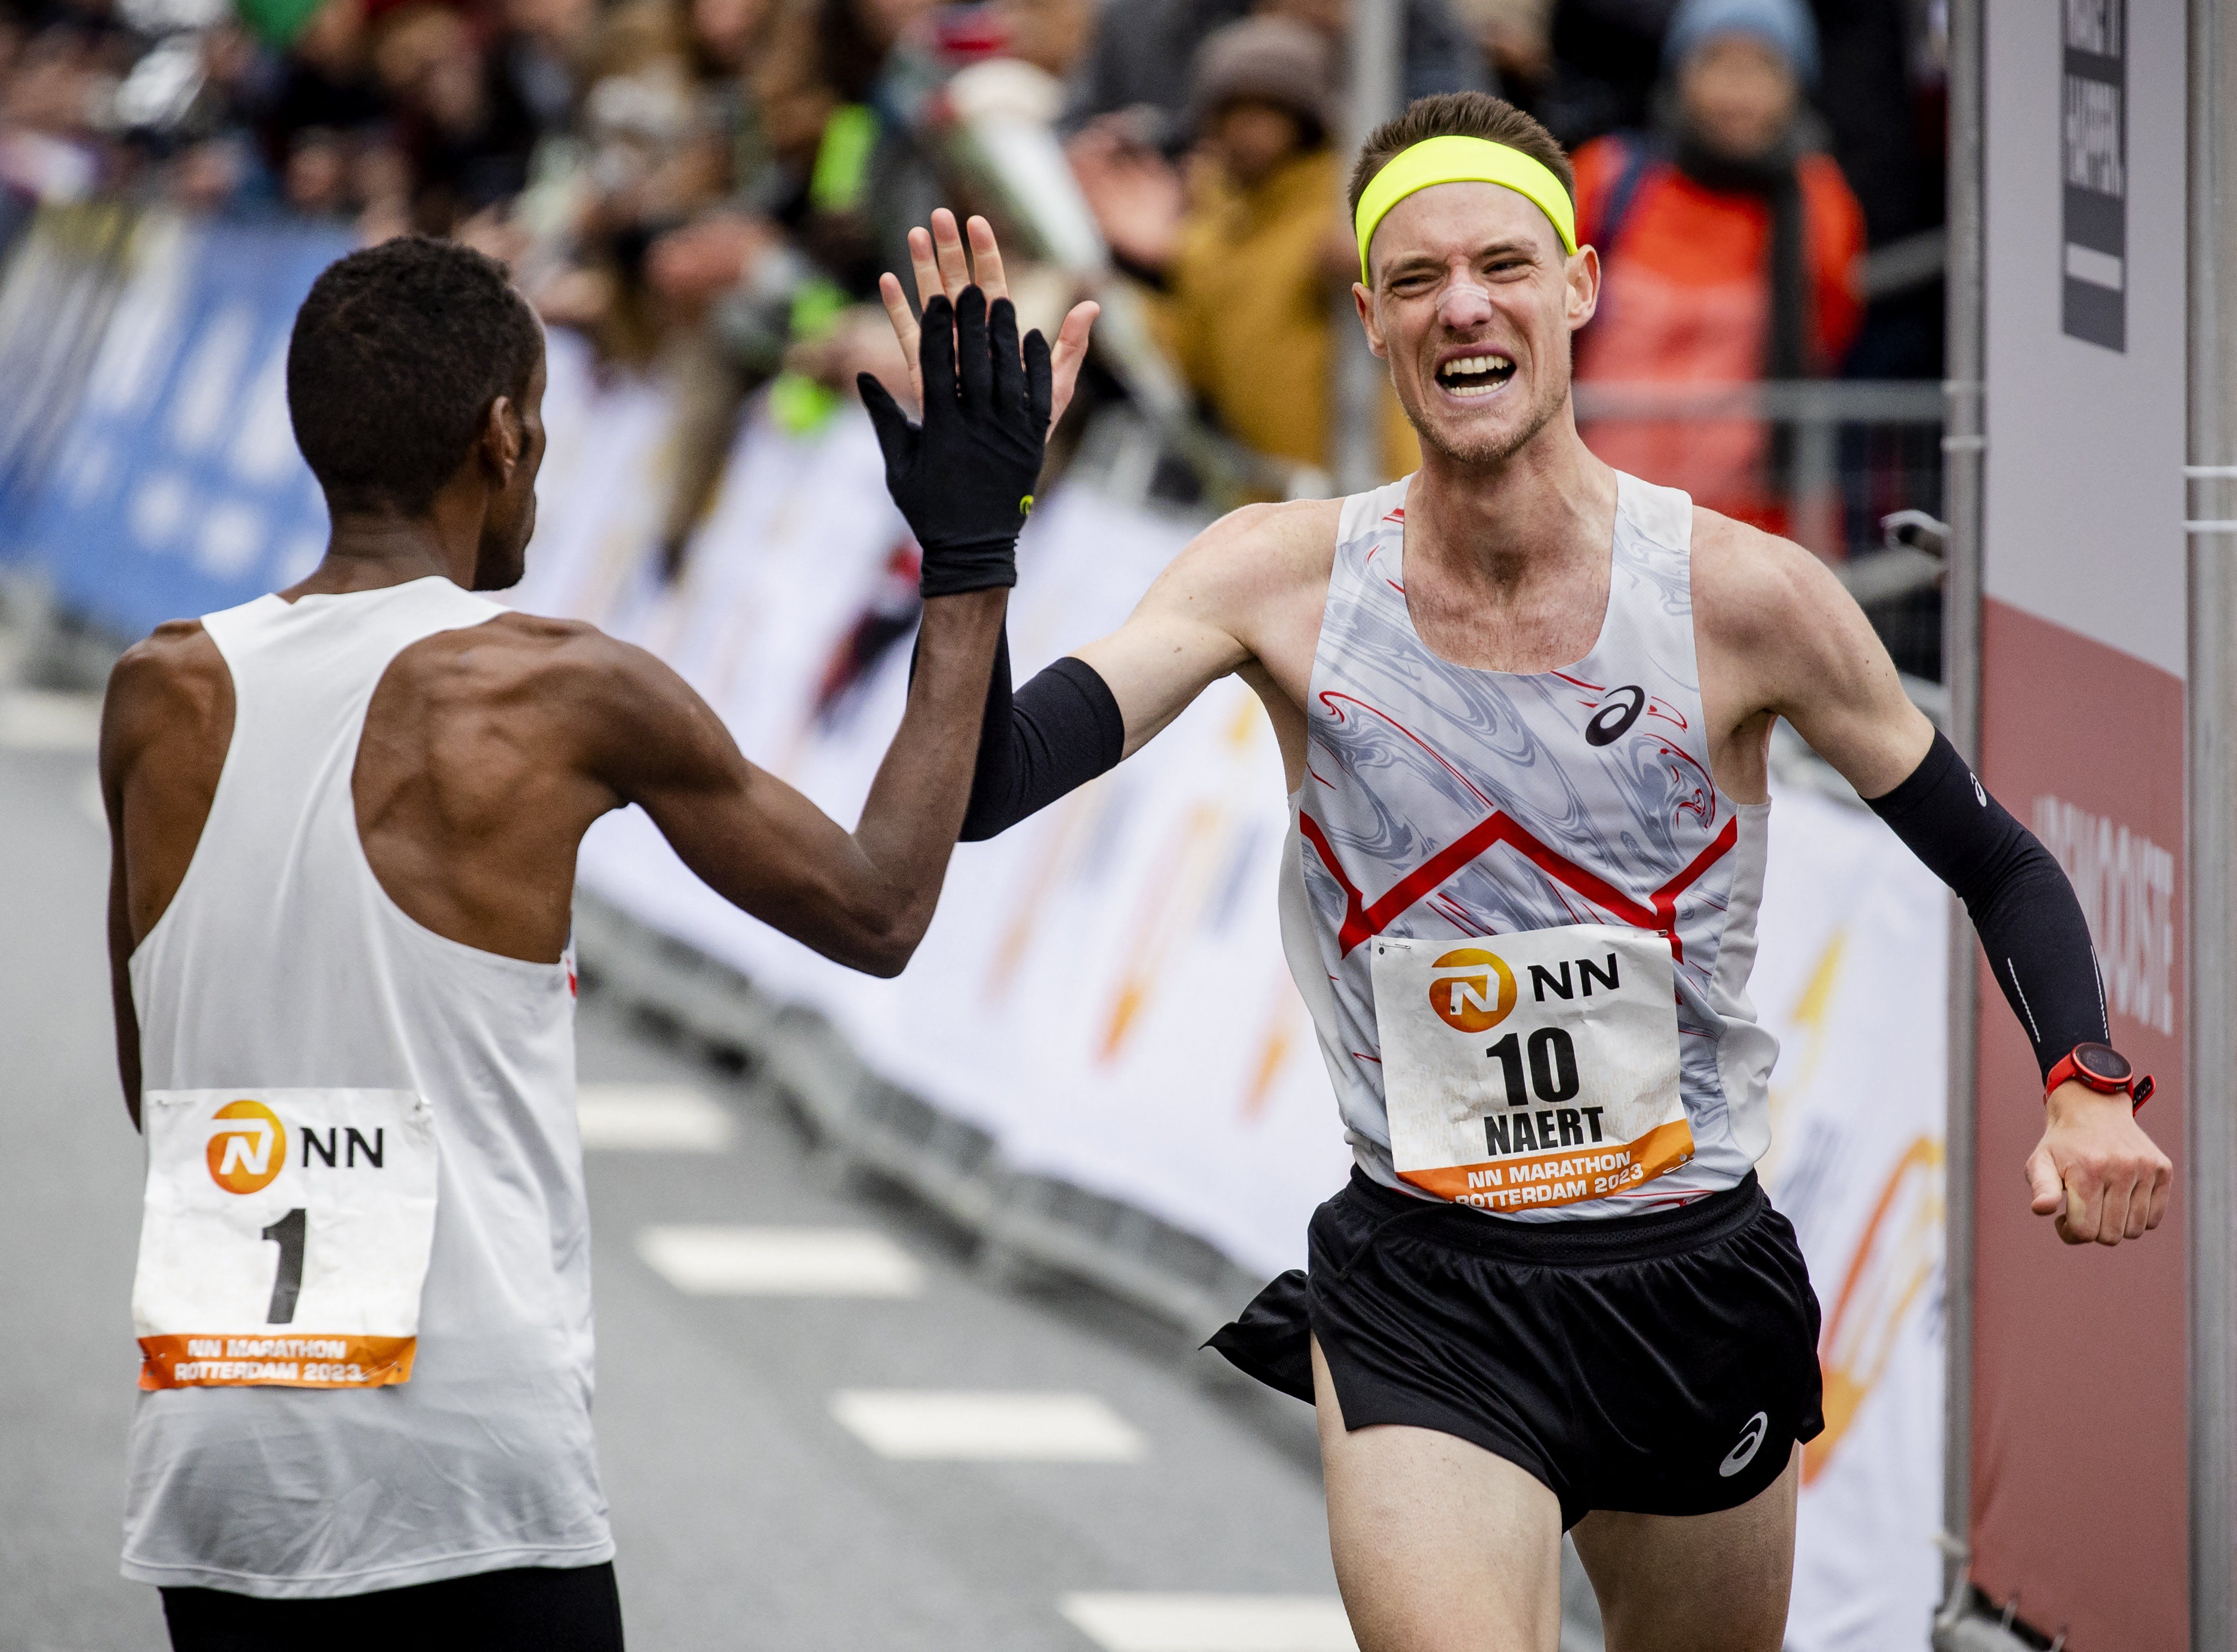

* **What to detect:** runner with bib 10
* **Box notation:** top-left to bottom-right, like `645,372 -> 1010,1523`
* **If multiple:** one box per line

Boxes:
879,93 -> 2169,1651
1373,926 -> 1691,1210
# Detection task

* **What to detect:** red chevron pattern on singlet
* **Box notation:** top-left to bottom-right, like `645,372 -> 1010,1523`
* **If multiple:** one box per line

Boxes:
1276,473 -> 1779,1220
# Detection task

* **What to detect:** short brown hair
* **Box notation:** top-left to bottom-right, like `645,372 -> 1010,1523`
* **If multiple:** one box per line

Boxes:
1346,91 -> 1575,223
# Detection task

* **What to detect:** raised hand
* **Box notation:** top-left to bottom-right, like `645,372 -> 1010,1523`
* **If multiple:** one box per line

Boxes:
857,284 -> 1052,598
877,209 -> 1099,434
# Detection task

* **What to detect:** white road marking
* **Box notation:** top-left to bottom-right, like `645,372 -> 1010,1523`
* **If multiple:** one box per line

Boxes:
637,1226 -> 924,1296
830,1390 -> 1145,1461
578,1082 -> 736,1151
0,691 -> 101,752
1059,1594 -> 1358,1652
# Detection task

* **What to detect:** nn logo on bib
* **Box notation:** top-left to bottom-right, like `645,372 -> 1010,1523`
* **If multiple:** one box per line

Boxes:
1427,948 -> 1518,1033
206,1100 -> 285,1195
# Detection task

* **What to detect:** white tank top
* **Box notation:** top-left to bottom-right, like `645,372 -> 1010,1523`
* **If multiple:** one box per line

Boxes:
1280,473 -> 1778,1220
121,577 -> 613,1596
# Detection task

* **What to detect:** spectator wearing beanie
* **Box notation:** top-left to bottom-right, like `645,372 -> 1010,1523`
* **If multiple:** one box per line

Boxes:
1102,17 -> 1417,479
1570,0 -> 1864,539
1064,0 -> 1490,151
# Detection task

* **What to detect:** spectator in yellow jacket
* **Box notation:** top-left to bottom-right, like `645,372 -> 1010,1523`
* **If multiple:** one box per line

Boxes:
1072,16 -> 1418,482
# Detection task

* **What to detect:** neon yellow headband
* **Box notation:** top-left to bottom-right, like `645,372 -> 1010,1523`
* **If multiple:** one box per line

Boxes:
1353,135 -> 1579,285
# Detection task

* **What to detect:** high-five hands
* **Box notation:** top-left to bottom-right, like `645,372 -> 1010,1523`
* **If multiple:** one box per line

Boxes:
877,209 -> 1101,435
2025,1081 -> 2172,1246
857,284 -> 1050,598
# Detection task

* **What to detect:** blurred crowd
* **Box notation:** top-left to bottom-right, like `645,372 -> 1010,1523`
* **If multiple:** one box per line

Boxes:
0,0 -> 1949,547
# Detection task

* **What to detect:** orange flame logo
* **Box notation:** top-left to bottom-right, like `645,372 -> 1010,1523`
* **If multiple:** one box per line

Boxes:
206,1099 -> 285,1196
1427,947 -> 1517,1033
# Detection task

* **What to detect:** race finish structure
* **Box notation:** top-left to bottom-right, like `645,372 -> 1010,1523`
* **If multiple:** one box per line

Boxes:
132,1089 -> 438,1389
1372,924 -> 1693,1209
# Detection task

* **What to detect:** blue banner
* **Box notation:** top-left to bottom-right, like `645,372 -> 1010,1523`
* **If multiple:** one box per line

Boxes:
2,217 -> 353,639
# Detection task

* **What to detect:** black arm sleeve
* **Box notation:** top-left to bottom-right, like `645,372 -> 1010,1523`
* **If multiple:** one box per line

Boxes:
958,631 -> 1125,841
1865,729 -> 2107,1081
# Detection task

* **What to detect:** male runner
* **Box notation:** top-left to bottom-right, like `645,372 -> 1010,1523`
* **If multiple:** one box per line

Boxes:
879,98 -> 2170,1650
100,235 -> 1059,1648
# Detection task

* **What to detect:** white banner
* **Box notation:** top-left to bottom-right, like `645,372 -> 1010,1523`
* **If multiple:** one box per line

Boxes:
516,369 -> 1946,1646
1751,785 -> 1947,1651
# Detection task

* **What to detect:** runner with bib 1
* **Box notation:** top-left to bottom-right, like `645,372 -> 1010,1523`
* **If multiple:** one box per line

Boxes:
1371,924 -> 1694,1211
132,1089 -> 437,1390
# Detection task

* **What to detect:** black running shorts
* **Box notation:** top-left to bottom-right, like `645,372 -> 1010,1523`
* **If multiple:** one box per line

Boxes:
160,1561 -> 624,1652
1208,1169 -> 1823,1529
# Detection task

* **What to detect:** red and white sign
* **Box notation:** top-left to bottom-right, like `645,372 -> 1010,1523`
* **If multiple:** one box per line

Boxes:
1976,0 -> 2190,1641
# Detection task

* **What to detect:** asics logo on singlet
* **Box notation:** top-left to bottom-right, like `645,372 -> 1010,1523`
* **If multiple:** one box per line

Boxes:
1719,1411 -> 1770,1477
206,1099 -> 285,1195
1427,948 -> 1517,1033
1584,685 -> 1646,747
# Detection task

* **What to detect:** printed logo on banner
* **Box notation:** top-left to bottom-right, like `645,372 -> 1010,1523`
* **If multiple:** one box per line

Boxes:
2061,0 -> 2126,350
2031,793 -> 2174,1035
1806,1135 -> 1944,1483
205,1099 -> 285,1195
9,217 -> 353,638
1426,947 -> 1517,1033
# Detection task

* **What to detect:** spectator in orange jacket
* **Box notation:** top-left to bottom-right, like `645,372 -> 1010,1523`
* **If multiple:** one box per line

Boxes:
1570,0 -> 1864,539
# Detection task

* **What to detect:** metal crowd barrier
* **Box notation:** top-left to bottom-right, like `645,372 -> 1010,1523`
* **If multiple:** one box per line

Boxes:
569,895 -> 1272,1346
1576,378 -> 1949,680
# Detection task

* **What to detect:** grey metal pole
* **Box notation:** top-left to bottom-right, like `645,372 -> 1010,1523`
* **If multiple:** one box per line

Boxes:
1332,0 -> 1404,496
1934,0 -> 1986,1630
2188,2 -> 2237,1646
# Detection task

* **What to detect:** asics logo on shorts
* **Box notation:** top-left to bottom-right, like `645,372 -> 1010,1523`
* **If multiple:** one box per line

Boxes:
1719,1410 -> 1770,1477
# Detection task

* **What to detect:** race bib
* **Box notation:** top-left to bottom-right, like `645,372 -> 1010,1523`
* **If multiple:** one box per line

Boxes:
132,1089 -> 437,1390
1370,925 -> 1695,1211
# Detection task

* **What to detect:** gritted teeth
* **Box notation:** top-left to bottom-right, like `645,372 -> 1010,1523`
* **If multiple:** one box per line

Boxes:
1435,354 -> 1515,396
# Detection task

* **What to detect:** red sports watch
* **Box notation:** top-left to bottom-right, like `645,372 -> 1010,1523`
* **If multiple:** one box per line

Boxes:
2044,1041 -> 2154,1110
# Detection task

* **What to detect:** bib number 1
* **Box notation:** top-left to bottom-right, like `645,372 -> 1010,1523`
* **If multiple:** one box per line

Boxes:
1370,925 -> 1695,1211
132,1089 -> 438,1390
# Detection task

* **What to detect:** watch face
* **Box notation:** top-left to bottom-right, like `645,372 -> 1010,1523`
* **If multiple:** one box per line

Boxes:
2074,1042 -> 2132,1085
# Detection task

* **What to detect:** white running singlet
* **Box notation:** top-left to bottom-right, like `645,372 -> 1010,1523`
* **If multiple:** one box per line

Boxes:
121,577 -> 613,1597
1279,473 -> 1778,1221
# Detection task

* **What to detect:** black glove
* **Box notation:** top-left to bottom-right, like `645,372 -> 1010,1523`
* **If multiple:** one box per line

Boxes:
858,286 -> 1052,598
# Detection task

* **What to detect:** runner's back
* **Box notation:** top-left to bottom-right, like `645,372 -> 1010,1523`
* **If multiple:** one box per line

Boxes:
121,576 -> 612,1596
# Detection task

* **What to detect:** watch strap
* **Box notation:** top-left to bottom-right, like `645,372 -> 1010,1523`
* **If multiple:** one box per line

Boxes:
2045,1046 -> 2152,1111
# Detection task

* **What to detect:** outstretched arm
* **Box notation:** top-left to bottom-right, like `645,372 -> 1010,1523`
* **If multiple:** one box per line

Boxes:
596,279 -> 1052,974
958,499 -> 1332,837
585,591 -> 1006,976
1699,512 -> 2170,1247
873,211 -> 1330,837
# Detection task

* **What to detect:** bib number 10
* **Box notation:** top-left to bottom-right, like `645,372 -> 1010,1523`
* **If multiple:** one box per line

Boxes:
1484,1027 -> 1580,1108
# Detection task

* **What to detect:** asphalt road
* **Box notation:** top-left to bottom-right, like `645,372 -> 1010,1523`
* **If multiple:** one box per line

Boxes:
0,708 -> 1349,1652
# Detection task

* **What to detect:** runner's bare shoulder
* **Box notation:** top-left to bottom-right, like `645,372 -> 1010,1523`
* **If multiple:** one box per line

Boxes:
386,609 -> 669,714
1688,503 -> 1907,732
1148,496 -> 1344,620
401,609 -> 738,785
1687,506 -> 1860,662
101,619 -> 232,782
1197,497 -> 1344,580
